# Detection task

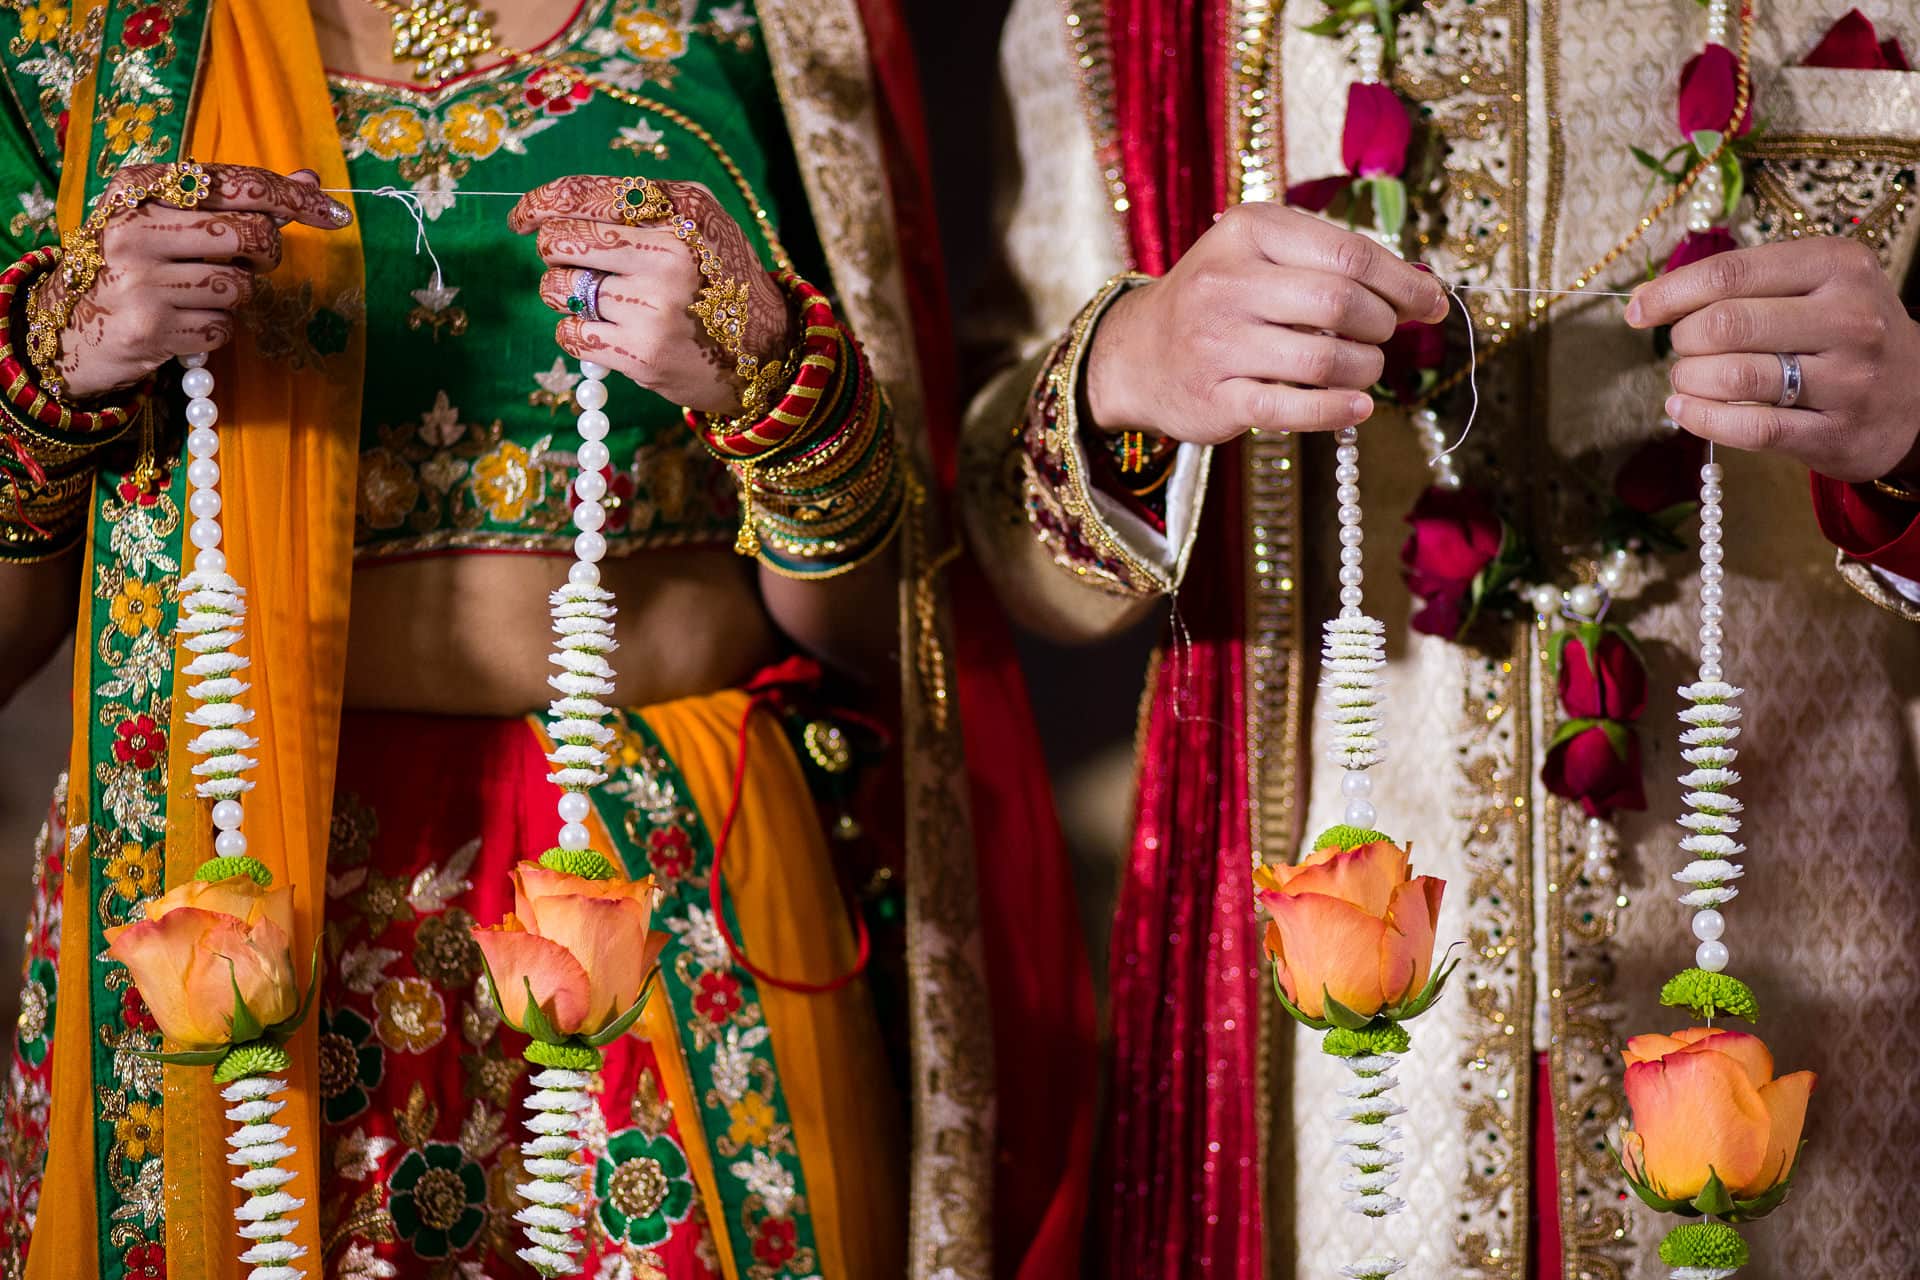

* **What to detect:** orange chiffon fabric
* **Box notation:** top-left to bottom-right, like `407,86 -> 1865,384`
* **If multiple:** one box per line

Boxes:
639,689 -> 908,1280
33,1 -> 364,1276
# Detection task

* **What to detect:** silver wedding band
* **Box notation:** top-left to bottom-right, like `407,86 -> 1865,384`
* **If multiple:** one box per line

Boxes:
1775,351 -> 1803,408
568,268 -> 604,324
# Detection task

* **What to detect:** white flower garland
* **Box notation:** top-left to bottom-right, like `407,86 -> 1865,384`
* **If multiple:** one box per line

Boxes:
514,1067 -> 594,1276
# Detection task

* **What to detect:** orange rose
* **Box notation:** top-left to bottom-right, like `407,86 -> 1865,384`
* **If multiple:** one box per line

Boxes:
472,863 -> 668,1039
103,876 -> 299,1051
1621,1027 -> 1814,1208
1256,839 -> 1445,1021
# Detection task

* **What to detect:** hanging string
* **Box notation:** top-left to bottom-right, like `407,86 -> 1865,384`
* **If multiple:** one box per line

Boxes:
351,185 -> 455,289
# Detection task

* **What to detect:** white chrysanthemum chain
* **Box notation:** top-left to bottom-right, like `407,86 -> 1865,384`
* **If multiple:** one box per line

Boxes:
169,354 -> 310,1280
514,1067 -> 594,1275
1673,457 -> 1741,978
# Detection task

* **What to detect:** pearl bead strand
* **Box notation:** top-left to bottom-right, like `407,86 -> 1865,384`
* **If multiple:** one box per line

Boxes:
1673,460 -> 1745,976
1322,428 -> 1389,830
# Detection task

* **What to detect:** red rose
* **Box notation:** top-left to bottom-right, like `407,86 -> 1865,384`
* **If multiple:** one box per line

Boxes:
123,1242 -> 165,1279
1613,431 -> 1706,516
648,825 -> 694,880
692,971 -> 742,1024
1558,632 -> 1647,722
1803,9 -> 1910,71
1543,724 -> 1647,820
753,1217 -> 798,1267
1677,44 -> 1755,139
1401,486 -> 1503,638
123,6 -> 172,49
1664,227 -> 1738,274
1341,82 -> 1412,178
1380,320 -> 1445,401
1285,175 -> 1352,213
112,715 -> 165,770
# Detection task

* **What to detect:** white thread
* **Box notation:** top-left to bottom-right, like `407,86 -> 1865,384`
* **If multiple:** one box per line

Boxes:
357,186 -> 451,290
1429,281 -> 1480,466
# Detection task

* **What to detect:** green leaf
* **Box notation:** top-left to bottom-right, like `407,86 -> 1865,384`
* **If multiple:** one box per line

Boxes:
584,971 -> 661,1048
1692,1167 -> 1736,1218
131,1047 -> 228,1067
1547,717 -> 1601,753
1628,145 -> 1666,173
1548,628 -> 1575,675
226,961 -> 265,1045
517,976 -> 564,1045
1321,990 -> 1375,1031
1724,1143 -> 1805,1222
1598,719 -> 1632,761
1690,129 -> 1724,159
267,939 -> 323,1044
1718,148 -> 1745,217
1300,15 -> 1348,35
1269,964 -> 1336,1031
1370,177 -> 1407,241
1388,944 -> 1462,1022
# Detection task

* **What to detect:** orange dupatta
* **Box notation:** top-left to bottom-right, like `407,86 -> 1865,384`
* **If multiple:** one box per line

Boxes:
31,1 -> 363,1276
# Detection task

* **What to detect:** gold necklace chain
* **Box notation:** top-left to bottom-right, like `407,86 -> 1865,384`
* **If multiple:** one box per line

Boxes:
1422,1 -> 1755,402
353,1 -> 792,272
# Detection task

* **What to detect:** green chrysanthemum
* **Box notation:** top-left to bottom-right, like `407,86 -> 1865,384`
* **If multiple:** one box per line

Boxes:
525,1039 -> 602,1071
1312,824 -> 1393,852
213,1041 -> 290,1084
195,855 -> 272,886
1660,968 -> 1759,1021
538,846 -> 618,880
390,1142 -> 487,1259
596,1129 -> 696,1247
1659,1222 -> 1749,1269
1322,1024 -> 1412,1058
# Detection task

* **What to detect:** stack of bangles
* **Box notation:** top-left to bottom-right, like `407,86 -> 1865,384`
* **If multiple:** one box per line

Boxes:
0,245 -> 150,563
689,270 -> 904,579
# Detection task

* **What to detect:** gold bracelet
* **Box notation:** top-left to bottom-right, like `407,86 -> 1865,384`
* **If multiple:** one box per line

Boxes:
1873,473 -> 1920,504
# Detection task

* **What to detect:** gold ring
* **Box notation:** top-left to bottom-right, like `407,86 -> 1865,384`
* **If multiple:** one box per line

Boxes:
616,177 -> 673,226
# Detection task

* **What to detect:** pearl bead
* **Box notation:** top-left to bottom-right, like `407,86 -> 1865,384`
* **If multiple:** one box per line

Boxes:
557,822 -> 591,851
1335,464 -> 1359,485
1345,798 -> 1377,828
211,799 -> 243,831
1700,643 -> 1723,664
1698,625 -> 1723,646
578,440 -> 611,472
1700,463 -> 1723,483
1699,522 -> 1722,544
1568,584 -> 1602,617
214,829 -> 247,858
1598,562 -> 1625,591
182,368 -> 215,399
574,470 -> 607,502
1700,603 -> 1723,623
1339,525 -> 1363,547
1700,483 -> 1723,505
1339,586 -> 1364,608
1338,504 -> 1363,526
1337,484 -> 1360,505
188,428 -> 219,458
1700,503 -> 1722,524
1699,562 -> 1724,585
575,378 -> 609,411
1339,565 -> 1364,587
1529,585 -> 1561,616
558,792 -> 591,823
1701,583 -> 1724,605
568,560 -> 601,587
575,409 -> 610,441
1700,543 -> 1724,565
185,396 -> 218,429
1700,663 -> 1723,682
190,519 -> 222,549
574,530 -> 607,563
1696,939 -> 1730,972
188,488 -> 221,519
1341,771 -> 1373,798
187,458 -> 219,490
578,360 -> 608,381
573,500 -> 605,533
1692,909 -> 1726,942
194,548 -> 226,574
1340,545 -> 1363,567
180,352 -> 209,369
1336,444 -> 1359,465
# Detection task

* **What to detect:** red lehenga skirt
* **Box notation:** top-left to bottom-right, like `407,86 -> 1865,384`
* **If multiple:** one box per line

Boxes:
0,690 -> 905,1280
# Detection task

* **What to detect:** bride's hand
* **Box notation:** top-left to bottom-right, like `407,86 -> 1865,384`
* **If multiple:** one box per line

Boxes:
32,162 -> 352,400
510,175 -> 793,415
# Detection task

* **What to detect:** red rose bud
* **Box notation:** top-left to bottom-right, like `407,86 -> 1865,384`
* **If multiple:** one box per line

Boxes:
1664,227 -> 1739,274
1558,632 -> 1648,722
1380,320 -> 1446,401
1803,9 -> 1909,70
1401,485 -> 1502,583
1614,431 -> 1707,515
1342,81 -> 1412,178
1677,44 -> 1755,139
1286,175 -> 1352,213
1543,724 -> 1647,819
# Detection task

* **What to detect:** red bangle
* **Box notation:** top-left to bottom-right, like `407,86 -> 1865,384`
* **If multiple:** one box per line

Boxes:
0,247 -> 147,440
691,271 -> 840,460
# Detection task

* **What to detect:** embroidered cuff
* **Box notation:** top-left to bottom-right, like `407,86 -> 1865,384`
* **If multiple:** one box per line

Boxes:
1018,272 -> 1209,597
1811,469 -> 1920,617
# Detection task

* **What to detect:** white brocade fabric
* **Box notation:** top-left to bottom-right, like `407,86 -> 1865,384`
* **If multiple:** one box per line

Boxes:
1275,2 -> 1920,1278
